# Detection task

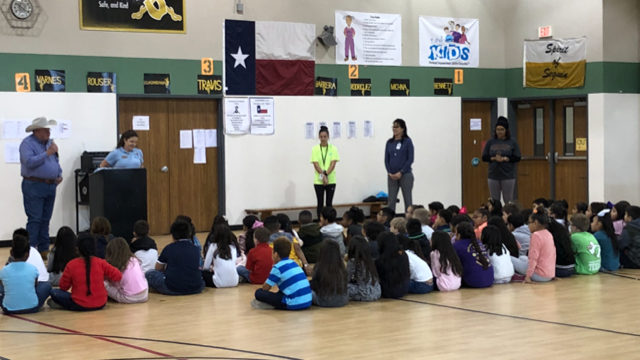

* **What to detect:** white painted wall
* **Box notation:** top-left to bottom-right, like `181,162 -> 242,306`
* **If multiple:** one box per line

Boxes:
0,93 -> 117,239
603,0 -> 640,62
224,96 -> 462,225
588,93 -> 640,204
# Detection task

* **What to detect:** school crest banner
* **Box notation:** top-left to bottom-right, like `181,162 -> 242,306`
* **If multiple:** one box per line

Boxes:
523,37 -> 586,88
419,16 -> 479,68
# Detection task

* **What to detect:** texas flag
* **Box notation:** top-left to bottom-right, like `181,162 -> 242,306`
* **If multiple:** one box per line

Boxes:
224,19 -> 316,96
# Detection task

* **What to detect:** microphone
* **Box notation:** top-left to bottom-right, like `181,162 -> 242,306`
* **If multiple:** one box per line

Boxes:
48,139 -> 59,158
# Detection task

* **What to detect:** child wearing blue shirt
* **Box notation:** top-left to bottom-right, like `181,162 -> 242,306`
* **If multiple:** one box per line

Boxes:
0,234 -> 52,314
252,238 -> 312,310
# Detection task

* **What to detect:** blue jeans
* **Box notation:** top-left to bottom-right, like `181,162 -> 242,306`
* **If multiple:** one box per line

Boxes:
145,270 -> 205,296
22,180 -> 57,252
0,282 -> 51,315
50,289 -> 104,311
408,280 -> 434,294
237,265 -> 251,283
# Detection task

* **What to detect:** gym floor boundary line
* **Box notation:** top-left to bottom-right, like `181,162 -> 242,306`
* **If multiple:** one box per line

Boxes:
396,298 -> 640,338
0,329 -> 302,360
601,271 -> 640,281
103,357 -> 281,360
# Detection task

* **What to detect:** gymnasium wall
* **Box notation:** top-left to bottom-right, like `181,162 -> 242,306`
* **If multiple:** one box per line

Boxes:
224,96 -> 462,225
0,92 -> 117,240
588,93 -> 640,205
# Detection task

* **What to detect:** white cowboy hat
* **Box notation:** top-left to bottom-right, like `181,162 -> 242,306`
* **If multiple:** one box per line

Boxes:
25,117 -> 57,132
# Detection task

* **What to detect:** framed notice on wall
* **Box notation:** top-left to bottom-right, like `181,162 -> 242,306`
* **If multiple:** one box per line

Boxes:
79,0 -> 186,34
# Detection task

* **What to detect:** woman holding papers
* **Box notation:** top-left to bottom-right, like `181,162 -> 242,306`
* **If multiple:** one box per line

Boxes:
100,130 -> 144,169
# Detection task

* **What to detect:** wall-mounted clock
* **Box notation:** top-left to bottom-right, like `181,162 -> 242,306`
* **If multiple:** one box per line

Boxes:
10,0 -> 32,20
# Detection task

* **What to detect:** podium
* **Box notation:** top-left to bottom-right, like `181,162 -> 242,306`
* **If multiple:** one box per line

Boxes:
89,168 -> 147,239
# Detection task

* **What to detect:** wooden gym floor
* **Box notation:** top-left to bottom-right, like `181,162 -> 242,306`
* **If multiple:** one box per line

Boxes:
1,233 -> 640,359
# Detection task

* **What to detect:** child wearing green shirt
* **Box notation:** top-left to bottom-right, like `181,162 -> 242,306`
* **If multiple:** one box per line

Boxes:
570,214 -> 601,275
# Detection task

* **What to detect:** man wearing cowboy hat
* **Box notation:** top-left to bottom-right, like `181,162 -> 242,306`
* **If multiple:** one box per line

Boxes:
19,117 -> 63,259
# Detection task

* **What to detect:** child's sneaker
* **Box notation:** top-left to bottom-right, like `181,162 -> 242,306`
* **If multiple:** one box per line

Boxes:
47,298 -> 64,310
251,299 -> 275,310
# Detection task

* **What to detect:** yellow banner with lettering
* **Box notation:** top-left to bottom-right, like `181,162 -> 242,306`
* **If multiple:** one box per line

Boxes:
524,37 -> 586,89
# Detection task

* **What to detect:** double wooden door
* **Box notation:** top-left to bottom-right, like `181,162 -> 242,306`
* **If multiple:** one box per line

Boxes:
516,98 -> 588,208
118,98 -> 219,235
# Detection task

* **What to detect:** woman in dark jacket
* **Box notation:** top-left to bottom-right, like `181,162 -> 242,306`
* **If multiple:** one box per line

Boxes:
482,116 -> 521,204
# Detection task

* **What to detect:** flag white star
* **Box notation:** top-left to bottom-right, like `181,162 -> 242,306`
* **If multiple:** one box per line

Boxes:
231,47 -> 250,69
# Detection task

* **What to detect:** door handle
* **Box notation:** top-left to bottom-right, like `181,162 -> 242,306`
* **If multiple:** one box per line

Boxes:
554,152 -> 559,164
546,152 -> 551,163
161,166 -> 169,173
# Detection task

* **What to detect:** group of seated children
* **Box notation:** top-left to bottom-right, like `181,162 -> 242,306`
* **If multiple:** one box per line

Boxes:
2,198 -> 639,315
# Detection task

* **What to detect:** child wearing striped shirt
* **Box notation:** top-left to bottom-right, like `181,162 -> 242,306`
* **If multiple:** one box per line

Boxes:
252,238 -> 312,310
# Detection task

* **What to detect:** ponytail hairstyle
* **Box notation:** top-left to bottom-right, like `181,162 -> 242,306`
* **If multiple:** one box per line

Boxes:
549,201 -> 568,228
456,223 -> 490,270
276,213 -> 295,237
487,198 -> 503,218
596,210 -> 619,254
447,205 -> 461,216
348,206 -> 365,224
319,125 -> 329,138
242,215 -> 260,253
77,234 -> 96,296
530,206 -> 550,227
431,231 -> 463,277
574,202 -> 588,215
117,130 -> 138,149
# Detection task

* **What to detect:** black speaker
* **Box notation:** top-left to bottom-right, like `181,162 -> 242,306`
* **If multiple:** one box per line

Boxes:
79,174 -> 90,203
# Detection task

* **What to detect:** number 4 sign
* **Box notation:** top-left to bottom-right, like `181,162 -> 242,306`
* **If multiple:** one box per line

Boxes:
15,73 -> 31,92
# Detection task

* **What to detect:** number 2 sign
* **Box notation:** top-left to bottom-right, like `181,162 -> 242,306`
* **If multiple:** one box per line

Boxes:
348,65 -> 359,79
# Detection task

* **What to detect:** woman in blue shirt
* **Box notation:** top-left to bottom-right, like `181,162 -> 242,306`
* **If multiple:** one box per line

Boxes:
385,119 -> 414,213
100,130 -> 144,169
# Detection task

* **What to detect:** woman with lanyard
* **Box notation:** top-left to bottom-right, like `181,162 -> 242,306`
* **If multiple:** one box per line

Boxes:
385,119 -> 414,213
100,130 -> 144,169
481,116 -> 521,204
311,126 -> 340,220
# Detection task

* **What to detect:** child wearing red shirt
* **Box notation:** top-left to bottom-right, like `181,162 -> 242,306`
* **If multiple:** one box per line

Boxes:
237,228 -> 274,284
49,234 -> 122,311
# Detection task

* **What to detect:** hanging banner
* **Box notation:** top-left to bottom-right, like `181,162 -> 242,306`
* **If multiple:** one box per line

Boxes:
524,37 -> 586,88
350,79 -> 371,96
224,98 -> 250,135
144,73 -> 170,94
87,72 -> 117,93
419,16 -> 479,68
197,75 -> 222,95
35,70 -> 66,92
315,77 -> 338,96
80,0 -> 185,34
335,10 -> 402,66
390,79 -> 410,96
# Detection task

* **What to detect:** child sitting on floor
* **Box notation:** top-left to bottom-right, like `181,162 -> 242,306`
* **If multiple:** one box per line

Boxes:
433,209 -> 452,233
363,220 -> 385,260
472,208 -> 489,240
346,236 -> 381,301
573,202 -> 588,215
511,207 -> 556,283
49,234 -> 122,311
6,228 -> 50,283
311,240 -> 349,307
413,208 -> 435,240
619,206 -> 640,269
405,204 -> 424,220
91,217 -> 114,259
202,225 -> 240,288
397,235 -> 433,294
390,217 -> 408,236
252,238 -> 312,310
129,220 -> 158,273
0,234 -> 52,314
237,227 -> 273,284
507,214 -> 531,256
176,215 -> 204,269
298,210 -> 324,263
611,201 -> 630,237
47,226 -> 77,286
375,232 -> 411,299
570,214 -> 601,275
482,225 -> 515,284
320,207 -> 346,257
430,231 -> 462,291
238,215 -> 260,253
453,223 -> 494,288
264,216 -> 311,274
105,237 -> 148,303
591,209 -> 619,271
377,207 -> 395,231
145,220 -> 205,296
406,219 -> 431,259
342,207 -> 366,245
428,202 -> 445,226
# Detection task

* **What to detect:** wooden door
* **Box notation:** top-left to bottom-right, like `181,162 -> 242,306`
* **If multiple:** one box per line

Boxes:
554,98 -> 588,207
462,101 -> 492,209
517,100 -> 551,207
168,99 -> 219,233
118,98 -> 171,235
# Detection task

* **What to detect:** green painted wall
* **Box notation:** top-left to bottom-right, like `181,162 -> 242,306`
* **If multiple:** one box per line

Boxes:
0,53 -> 638,97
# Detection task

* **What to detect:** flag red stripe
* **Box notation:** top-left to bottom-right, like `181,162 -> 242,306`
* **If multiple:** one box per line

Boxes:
256,60 -> 315,96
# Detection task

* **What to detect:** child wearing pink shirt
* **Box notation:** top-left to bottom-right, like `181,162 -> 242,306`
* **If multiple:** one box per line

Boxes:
511,207 -> 556,283
430,231 -> 462,291
105,238 -> 149,303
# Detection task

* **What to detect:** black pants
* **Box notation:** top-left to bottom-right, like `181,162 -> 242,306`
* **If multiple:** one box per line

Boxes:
314,184 -> 336,220
202,270 -> 217,288
620,251 -> 640,269
255,289 -> 288,310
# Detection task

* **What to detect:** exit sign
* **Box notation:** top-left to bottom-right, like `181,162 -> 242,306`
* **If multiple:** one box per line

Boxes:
538,26 -> 552,38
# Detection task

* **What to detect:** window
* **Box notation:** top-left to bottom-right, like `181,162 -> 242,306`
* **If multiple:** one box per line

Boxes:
534,107 -> 545,157
564,107 -> 575,155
